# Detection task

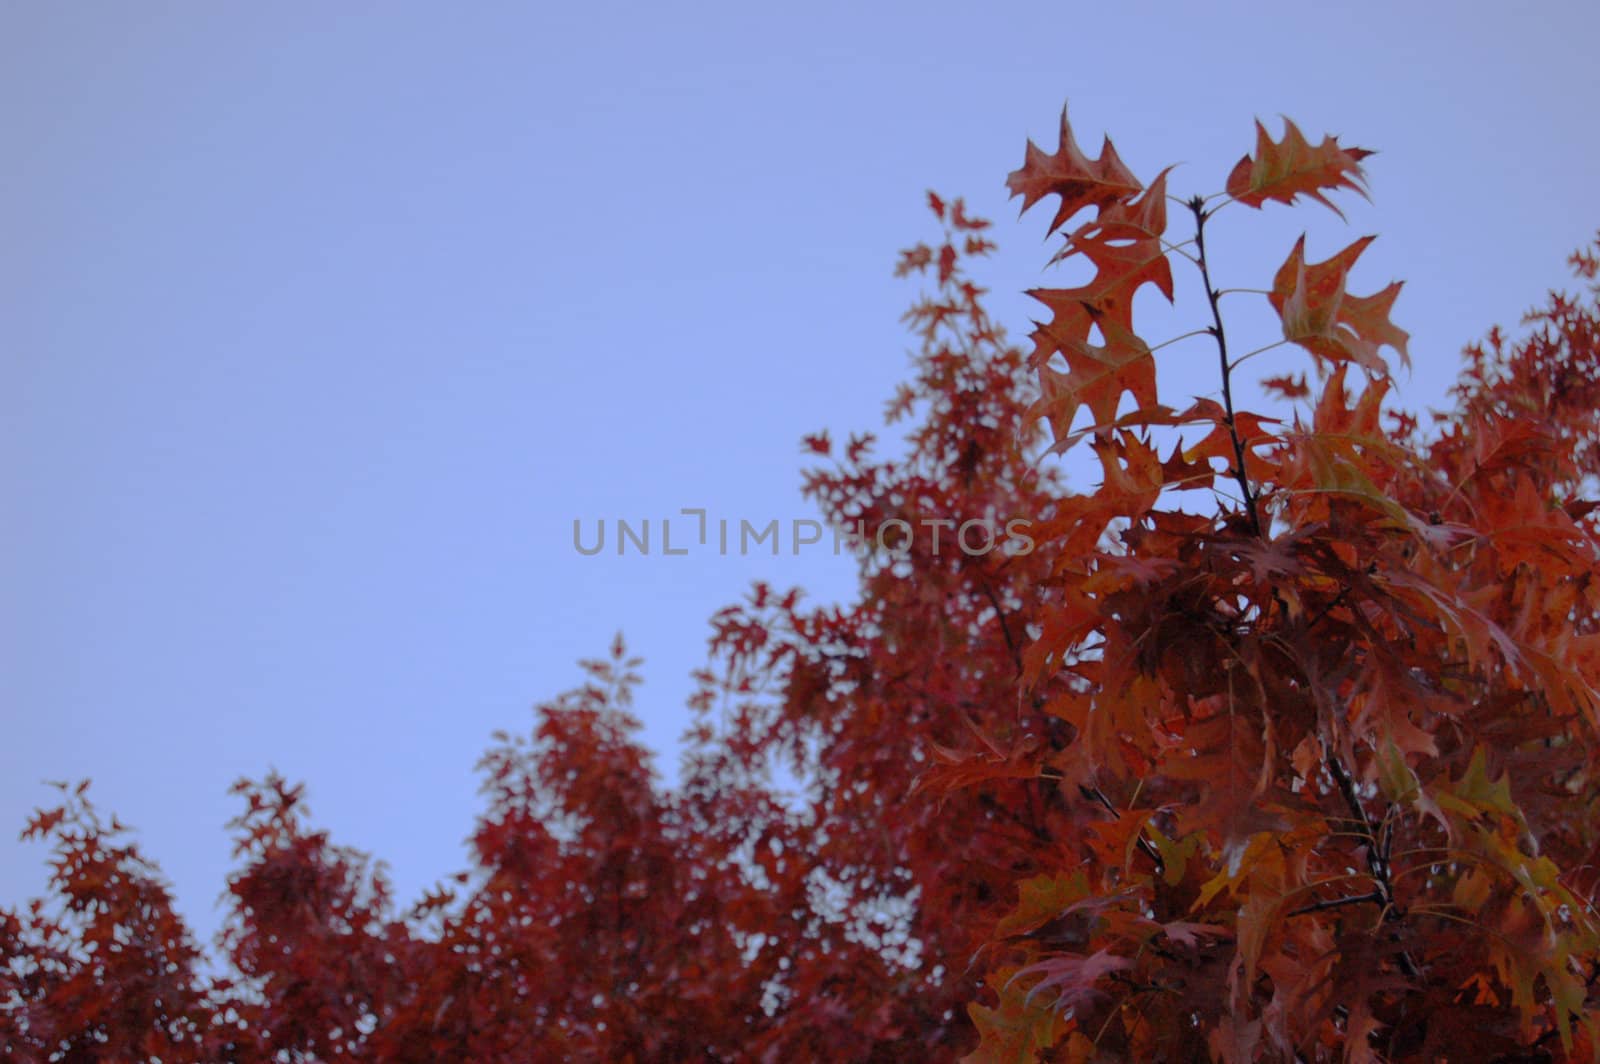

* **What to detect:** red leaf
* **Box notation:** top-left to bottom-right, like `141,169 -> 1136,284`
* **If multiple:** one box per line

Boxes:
1226,117 -> 1372,217
1269,235 -> 1409,371
1007,103 -> 1142,235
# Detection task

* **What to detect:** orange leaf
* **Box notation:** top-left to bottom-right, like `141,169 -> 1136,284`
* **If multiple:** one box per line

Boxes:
1270,235 -> 1409,372
950,198 -> 991,231
914,728 -> 1042,798
1028,317 -> 1155,445
1226,117 -> 1372,217
1091,432 -> 1165,521
1260,372 -> 1310,400
1007,103 -> 1142,236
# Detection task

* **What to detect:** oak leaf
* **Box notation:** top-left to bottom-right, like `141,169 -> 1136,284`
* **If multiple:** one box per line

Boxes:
1007,103 -> 1141,235
1028,317 -> 1155,444
1270,235 -> 1410,371
1226,117 -> 1372,217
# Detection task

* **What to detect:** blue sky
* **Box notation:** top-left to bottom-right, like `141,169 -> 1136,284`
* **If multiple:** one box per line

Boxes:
4,2 -> 1597,946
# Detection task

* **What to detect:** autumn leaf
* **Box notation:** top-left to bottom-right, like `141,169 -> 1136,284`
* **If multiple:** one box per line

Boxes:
1007,103 -> 1142,235
1159,919 -> 1231,948
1270,235 -> 1410,371
1180,407 -> 1280,473
1090,431 -> 1165,521
1009,948 -> 1134,1011
1028,316 -> 1156,444
1024,172 -> 1173,371
914,710 -> 1044,798
994,872 -> 1092,939
950,198 -> 991,231
964,971 -> 1069,1064
895,242 -> 933,276
22,806 -> 66,840
1049,169 -> 1174,288
1226,117 -> 1372,216
1260,372 -> 1310,400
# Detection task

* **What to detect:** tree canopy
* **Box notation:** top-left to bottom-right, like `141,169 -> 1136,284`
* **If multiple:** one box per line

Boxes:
6,104 -> 1600,1062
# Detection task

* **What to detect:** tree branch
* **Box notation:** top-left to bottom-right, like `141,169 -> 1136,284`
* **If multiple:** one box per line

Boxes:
1324,747 -> 1420,978
978,577 -> 1024,679
1079,784 -> 1164,877
1188,196 -> 1263,538
1287,890 -> 1386,917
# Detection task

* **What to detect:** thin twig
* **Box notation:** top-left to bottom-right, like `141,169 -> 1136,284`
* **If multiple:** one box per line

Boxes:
1188,197 -> 1262,537
1079,784 -> 1165,876
1287,890 -> 1386,917
977,578 -> 1023,678
1325,747 -> 1421,979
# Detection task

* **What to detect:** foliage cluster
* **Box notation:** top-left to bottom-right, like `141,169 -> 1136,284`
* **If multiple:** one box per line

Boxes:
6,104 -> 1600,1061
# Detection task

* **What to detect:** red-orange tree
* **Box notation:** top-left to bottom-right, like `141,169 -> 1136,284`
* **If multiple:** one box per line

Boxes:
4,105 -> 1599,1062
953,110 -> 1600,1062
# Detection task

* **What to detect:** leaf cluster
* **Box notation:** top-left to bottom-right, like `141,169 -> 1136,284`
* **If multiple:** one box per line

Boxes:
5,107 -> 1600,1064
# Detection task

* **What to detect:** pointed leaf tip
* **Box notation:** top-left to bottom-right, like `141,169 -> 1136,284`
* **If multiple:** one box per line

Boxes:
1227,117 -> 1372,217
1007,103 -> 1142,236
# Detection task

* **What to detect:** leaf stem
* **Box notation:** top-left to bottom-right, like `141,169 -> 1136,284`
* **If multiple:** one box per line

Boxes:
1229,339 -> 1289,372
1149,328 -> 1213,355
1228,342 -> 1292,376
1162,238 -> 1200,266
